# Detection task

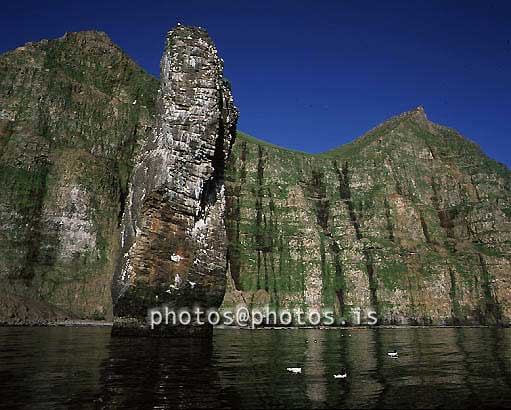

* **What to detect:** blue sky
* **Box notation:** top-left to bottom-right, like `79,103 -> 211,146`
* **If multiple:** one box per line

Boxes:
2,0 -> 510,166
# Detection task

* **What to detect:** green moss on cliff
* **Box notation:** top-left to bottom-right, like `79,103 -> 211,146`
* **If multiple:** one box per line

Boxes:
0,31 -> 158,320
226,108 -> 511,325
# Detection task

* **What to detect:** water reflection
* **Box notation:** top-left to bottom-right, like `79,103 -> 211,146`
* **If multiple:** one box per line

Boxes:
0,327 -> 510,409
0,327 -> 110,409
96,336 -> 236,409
304,330 -> 326,404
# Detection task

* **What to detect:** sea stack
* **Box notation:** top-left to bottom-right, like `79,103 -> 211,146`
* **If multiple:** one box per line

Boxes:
112,25 -> 238,336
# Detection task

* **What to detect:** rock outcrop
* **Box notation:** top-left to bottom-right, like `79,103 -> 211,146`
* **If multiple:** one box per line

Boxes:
111,26 -> 238,335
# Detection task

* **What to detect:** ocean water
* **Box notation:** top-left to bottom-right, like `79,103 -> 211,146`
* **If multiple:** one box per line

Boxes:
0,327 -> 510,409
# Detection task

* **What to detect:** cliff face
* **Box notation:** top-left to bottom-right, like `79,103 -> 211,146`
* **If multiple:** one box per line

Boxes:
112,26 -> 238,332
0,31 -> 157,322
224,108 -> 511,325
0,29 -> 509,327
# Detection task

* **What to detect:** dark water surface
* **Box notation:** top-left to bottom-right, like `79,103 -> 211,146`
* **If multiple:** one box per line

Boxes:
0,327 -> 510,409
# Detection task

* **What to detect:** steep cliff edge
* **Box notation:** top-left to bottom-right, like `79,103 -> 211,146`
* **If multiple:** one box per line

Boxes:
112,26 -> 238,335
0,31 -> 158,322
0,30 -> 509,327
224,107 -> 511,325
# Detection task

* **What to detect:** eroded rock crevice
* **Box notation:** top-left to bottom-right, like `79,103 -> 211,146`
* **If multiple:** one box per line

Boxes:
335,161 -> 378,313
308,168 -> 346,316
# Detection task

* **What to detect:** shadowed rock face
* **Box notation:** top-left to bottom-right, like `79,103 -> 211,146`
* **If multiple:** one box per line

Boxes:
0,30 -> 157,322
112,26 -> 238,333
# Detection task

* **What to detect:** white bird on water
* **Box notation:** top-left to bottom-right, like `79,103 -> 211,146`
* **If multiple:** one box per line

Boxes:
286,367 -> 302,374
387,350 -> 399,358
333,368 -> 348,379
188,281 -> 196,289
